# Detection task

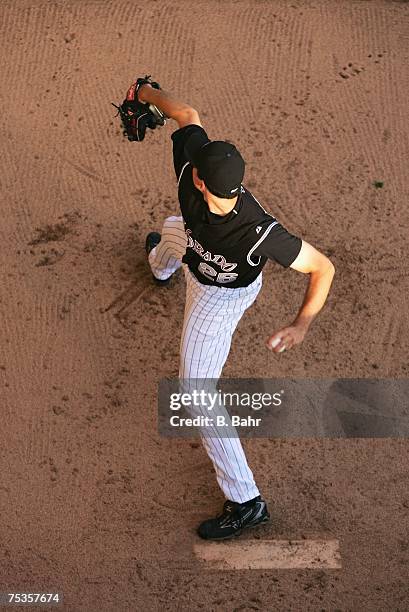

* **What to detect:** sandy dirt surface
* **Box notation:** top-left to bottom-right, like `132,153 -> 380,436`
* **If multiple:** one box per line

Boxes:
1,0 -> 408,610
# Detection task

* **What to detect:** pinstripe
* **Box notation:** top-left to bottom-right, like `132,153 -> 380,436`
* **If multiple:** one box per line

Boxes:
189,295 -> 242,493
201,305 -> 232,376
181,289 -> 215,379
192,295 -> 226,377
180,281 -> 255,501
152,244 -> 181,270
149,216 -> 262,503
181,273 -> 259,501
149,216 -> 187,280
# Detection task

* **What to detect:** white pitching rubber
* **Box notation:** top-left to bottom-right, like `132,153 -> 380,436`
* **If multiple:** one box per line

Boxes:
194,539 -> 342,570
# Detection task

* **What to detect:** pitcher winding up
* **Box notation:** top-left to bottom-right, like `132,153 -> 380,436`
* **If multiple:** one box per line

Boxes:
113,75 -> 335,540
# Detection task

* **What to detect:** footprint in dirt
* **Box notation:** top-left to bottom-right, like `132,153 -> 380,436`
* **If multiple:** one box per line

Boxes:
338,53 -> 385,80
338,62 -> 365,79
28,211 -> 82,266
34,248 -> 65,267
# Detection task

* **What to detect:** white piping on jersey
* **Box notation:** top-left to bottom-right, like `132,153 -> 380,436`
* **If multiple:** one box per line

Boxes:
178,141 -> 211,186
251,194 -> 270,215
178,161 -> 190,186
245,186 -> 270,215
247,221 -> 279,266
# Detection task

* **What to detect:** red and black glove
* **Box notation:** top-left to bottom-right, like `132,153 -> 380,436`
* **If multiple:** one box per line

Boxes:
112,75 -> 167,142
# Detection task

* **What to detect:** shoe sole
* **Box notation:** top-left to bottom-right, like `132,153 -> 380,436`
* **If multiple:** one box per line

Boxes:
199,514 -> 270,541
152,275 -> 171,287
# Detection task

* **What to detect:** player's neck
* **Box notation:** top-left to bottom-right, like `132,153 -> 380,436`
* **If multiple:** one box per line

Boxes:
206,195 -> 238,216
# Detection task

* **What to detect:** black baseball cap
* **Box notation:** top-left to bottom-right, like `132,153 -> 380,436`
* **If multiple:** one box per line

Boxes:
184,130 -> 245,198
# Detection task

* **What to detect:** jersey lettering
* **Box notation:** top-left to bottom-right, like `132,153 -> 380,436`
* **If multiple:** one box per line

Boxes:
186,229 -> 238,272
212,254 -> 227,268
198,262 -> 217,280
221,262 -> 237,273
217,272 -> 238,284
194,240 -> 204,256
198,262 -> 238,284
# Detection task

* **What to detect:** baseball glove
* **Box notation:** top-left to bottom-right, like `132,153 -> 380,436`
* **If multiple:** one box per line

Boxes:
112,75 -> 167,142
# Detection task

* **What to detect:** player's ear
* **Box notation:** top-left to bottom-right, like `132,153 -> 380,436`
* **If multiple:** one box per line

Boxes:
192,167 -> 204,191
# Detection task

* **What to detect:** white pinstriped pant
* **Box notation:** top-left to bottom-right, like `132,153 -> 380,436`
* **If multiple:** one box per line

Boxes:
149,215 -> 262,503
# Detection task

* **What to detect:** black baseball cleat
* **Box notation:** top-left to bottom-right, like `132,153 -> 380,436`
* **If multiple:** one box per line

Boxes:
197,496 -> 270,540
145,232 -> 171,286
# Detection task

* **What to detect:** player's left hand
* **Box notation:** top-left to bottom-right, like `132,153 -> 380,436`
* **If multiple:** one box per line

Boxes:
111,74 -> 166,142
266,323 -> 307,353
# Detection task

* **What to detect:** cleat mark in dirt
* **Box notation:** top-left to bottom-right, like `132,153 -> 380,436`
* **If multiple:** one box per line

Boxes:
102,281 -> 152,318
64,158 -> 107,185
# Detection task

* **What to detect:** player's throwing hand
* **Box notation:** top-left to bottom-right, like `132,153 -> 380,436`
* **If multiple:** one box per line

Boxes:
266,240 -> 335,354
266,323 -> 308,353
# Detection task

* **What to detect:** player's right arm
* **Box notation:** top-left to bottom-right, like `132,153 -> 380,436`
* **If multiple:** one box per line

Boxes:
252,219 -> 334,353
266,240 -> 335,353
288,240 -> 335,327
137,83 -> 202,128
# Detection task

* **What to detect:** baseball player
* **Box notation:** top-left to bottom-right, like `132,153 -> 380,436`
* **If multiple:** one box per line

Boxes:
115,77 -> 335,540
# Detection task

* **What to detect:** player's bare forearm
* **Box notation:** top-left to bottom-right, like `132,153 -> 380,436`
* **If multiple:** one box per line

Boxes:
138,83 -> 199,126
292,263 -> 335,331
267,241 -> 335,353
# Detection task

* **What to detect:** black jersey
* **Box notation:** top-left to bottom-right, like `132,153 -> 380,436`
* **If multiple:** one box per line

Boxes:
171,124 -> 302,288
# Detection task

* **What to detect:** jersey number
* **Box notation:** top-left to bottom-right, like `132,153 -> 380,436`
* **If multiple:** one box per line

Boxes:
198,262 -> 238,284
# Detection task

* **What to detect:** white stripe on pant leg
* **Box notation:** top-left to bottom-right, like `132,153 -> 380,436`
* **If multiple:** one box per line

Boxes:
148,216 -> 187,281
179,270 -> 262,503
